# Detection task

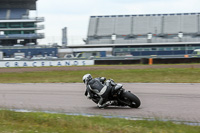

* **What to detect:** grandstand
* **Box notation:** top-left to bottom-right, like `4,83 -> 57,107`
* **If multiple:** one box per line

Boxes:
0,0 -> 44,46
87,13 -> 200,44
83,13 -> 200,56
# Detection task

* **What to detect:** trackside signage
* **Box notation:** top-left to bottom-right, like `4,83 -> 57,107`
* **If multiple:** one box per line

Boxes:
0,60 -> 94,67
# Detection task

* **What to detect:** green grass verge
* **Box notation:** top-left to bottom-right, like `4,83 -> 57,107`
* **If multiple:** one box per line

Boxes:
0,67 -> 200,83
0,110 -> 199,133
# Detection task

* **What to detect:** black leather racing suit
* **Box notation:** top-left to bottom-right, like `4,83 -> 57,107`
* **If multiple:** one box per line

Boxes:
84,77 -> 112,108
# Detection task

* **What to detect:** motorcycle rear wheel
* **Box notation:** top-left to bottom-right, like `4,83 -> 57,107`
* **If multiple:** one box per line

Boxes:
121,91 -> 141,108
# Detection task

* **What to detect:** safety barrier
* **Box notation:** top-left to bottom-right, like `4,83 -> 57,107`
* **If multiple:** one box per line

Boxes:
0,60 -> 94,67
1,57 -> 200,67
95,57 -> 200,65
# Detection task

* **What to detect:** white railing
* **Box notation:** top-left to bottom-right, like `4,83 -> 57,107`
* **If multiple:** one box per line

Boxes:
0,17 -> 45,22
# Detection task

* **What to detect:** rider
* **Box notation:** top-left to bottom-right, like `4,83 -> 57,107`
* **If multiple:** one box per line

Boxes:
82,74 -> 115,108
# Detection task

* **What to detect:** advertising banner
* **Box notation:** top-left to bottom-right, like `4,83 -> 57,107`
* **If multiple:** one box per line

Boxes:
0,60 -> 94,68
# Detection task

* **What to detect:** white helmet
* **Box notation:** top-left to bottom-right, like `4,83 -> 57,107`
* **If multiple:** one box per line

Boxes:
82,74 -> 92,84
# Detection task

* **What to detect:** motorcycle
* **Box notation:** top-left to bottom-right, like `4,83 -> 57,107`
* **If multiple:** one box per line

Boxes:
88,81 -> 141,108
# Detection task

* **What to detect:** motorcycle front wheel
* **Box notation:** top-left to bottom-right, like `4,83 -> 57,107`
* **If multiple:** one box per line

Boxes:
121,91 -> 141,108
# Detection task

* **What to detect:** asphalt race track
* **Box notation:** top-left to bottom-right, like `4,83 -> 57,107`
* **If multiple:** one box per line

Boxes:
0,83 -> 200,122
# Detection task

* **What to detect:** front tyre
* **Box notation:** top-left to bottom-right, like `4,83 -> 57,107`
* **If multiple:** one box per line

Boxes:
121,91 -> 141,108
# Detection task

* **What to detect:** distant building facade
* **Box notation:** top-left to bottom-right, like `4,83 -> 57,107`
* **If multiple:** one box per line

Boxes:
0,0 -> 44,46
0,0 -> 57,59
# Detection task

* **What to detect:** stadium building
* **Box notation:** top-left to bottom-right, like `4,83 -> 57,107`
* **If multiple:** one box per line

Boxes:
0,0 -> 57,58
69,13 -> 200,57
0,0 -> 44,46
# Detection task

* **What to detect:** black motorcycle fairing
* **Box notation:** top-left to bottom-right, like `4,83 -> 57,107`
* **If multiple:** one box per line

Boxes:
85,80 -> 141,108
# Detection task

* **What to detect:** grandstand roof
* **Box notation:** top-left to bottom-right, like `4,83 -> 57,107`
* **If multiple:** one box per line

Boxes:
0,0 -> 37,10
90,12 -> 200,18
87,12 -> 200,44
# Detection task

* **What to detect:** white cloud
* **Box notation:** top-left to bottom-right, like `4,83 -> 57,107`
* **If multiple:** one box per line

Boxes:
124,0 -> 200,14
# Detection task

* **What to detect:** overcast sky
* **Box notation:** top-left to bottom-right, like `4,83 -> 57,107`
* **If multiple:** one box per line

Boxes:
33,0 -> 200,45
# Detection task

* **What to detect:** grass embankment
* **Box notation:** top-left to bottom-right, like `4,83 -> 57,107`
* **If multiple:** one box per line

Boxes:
0,110 -> 199,133
0,67 -> 200,83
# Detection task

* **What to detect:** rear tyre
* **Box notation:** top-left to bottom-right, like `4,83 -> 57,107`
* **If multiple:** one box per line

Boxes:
121,91 -> 141,108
